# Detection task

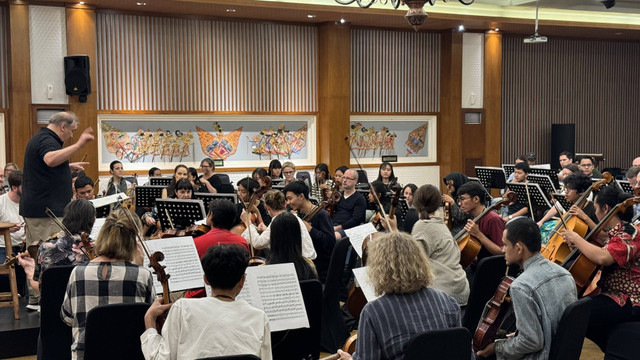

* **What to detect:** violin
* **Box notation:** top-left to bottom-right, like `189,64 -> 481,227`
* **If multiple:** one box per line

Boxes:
319,334 -> 358,360
122,174 -> 138,211
151,209 -> 186,239
45,207 -> 96,260
371,184 -> 402,228
230,176 -> 272,235
3,251 -> 30,267
324,180 -> 342,217
473,273 -> 516,352
454,192 -> 517,268
184,224 -> 211,238
562,195 -> 640,296
541,173 -> 613,264
443,179 -> 454,229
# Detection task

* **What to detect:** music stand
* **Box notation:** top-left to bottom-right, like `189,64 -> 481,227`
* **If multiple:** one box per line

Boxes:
616,180 -> 633,194
398,198 -> 409,222
468,177 -> 492,199
90,194 -> 130,218
149,177 -> 173,186
272,183 -> 285,193
475,167 -> 507,190
506,182 -> 551,210
155,199 -> 206,231
550,193 -> 571,213
528,168 -> 560,190
502,164 -> 515,177
135,186 -> 165,208
271,178 -> 284,185
193,192 -> 238,210
527,174 -> 557,195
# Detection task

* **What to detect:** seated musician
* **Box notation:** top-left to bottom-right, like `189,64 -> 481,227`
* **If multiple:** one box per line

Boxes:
634,157 -> 640,167
366,181 -> 389,230
241,189 -> 316,260
141,245 -> 272,360
376,162 -> 398,205
161,164 -> 189,199
335,232 -> 463,360
142,179 -> 194,232
268,159 -> 282,180
557,151 -> 574,183
399,183 -> 418,232
563,186 -> 640,351
282,161 -> 297,186
577,155 -> 602,179
537,174 -> 599,231
457,182 -> 505,260
334,166 -> 348,193
284,180 -> 336,283
477,218 -> 577,359
74,175 -> 95,200
251,167 -> 268,187
61,208 -> 154,360
235,177 -> 270,227
502,161 -> 531,222
442,172 -> 473,236
311,162 -> 332,199
19,199 -> 96,297
332,168 -> 366,240
197,158 -> 221,193
404,184 -> 469,306
100,160 -> 132,196
558,163 -> 580,189
266,212 -> 318,281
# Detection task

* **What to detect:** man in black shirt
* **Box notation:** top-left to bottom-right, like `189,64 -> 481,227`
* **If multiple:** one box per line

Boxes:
20,111 -> 93,309
331,168 -> 366,240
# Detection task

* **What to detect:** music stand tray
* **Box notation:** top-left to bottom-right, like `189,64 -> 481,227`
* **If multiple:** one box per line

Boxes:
550,193 -> 571,213
502,164 -> 515,177
89,194 -> 129,218
616,180 -> 633,194
527,174 -> 557,194
475,167 -> 507,190
149,177 -> 173,186
135,186 -> 165,208
193,192 -> 238,210
155,199 -> 206,231
506,182 -> 551,209
528,168 -> 560,190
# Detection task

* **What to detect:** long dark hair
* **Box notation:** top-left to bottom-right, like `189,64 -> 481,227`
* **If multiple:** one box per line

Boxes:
166,164 -> 188,198
376,162 -> 396,184
268,212 -> 316,280
268,160 -> 282,179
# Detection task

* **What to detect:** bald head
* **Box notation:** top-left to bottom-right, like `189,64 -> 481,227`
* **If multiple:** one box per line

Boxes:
342,169 -> 358,192
633,157 -> 640,167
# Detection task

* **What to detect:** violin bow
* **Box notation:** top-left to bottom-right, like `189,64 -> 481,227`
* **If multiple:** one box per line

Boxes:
343,137 -> 393,231
45,207 -> 92,259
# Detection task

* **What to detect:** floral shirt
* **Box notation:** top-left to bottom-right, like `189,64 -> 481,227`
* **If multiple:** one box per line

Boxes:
33,231 -> 92,283
600,222 -> 640,307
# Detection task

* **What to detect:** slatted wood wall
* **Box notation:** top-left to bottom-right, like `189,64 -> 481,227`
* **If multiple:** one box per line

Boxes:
502,35 -> 640,168
0,6 -> 9,109
351,28 -> 440,113
95,13 -> 318,112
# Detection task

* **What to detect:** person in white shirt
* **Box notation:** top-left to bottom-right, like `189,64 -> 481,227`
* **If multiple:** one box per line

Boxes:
0,170 -> 25,260
141,244 -> 272,360
241,189 -> 316,260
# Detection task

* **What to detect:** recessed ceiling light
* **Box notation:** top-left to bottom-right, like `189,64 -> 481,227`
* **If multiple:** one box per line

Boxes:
307,14 -> 316,19
78,1 -> 85,4
340,18 -> 346,24
458,25 -> 465,32
226,9 -> 236,13
494,28 -> 500,32
136,2 -> 147,5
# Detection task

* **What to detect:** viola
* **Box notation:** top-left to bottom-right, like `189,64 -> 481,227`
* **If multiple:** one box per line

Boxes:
473,275 -> 515,352
454,192 -> 516,268
562,195 -> 640,296
443,179 -> 454,229
541,173 -> 613,264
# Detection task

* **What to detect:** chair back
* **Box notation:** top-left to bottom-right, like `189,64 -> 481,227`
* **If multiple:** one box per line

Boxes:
605,322 -> 640,360
83,302 -> 150,360
39,265 -> 75,360
405,327 -> 472,360
271,279 -> 322,360
549,297 -> 592,360
356,170 -> 368,184
321,237 -> 352,352
196,355 -> 260,360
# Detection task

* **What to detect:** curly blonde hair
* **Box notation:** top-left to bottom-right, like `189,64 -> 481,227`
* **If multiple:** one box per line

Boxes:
94,208 -> 142,261
367,232 -> 433,295
263,190 -> 286,211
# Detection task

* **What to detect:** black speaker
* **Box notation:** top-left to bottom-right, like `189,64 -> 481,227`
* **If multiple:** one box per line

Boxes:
64,55 -> 91,102
551,124 -> 575,170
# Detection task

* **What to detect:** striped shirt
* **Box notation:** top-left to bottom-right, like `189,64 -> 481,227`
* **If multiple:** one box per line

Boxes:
353,287 -> 462,360
61,261 -> 156,360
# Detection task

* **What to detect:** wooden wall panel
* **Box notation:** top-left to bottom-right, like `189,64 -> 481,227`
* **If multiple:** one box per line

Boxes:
351,28 -> 440,113
8,4 -> 31,165
96,13 -> 317,112
484,32 -> 502,167
502,36 -> 640,168
0,6 -> 8,110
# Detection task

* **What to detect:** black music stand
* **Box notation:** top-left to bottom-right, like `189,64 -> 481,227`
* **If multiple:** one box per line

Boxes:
506,182 -> 551,210
527,174 -> 557,195
149,177 -> 173,186
398,198 -> 409,222
550,193 -> 571,213
155,199 -> 206,231
475,167 -> 507,190
528,168 -> 560,190
468,177 -> 492,199
94,205 -> 110,218
272,183 -> 285,193
193,192 -> 238,211
502,164 -> 515,177
89,194 -> 129,218
616,180 -> 633,194
135,186 -> 165,208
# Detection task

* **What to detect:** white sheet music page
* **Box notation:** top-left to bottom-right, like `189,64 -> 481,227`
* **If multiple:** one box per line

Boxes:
344,222 -> 378,258
352,266 -> 380,303
235,263 -> 309,332
89,193 -> 129,208
89,218 -> 106,240
142,236 -> 204,294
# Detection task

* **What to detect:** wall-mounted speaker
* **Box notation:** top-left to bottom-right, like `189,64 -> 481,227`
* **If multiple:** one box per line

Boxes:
551,124 -> 575,170
64,55 -> 91,103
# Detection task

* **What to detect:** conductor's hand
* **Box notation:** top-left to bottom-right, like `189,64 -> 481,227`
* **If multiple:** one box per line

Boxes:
77,127 -> 95,147
70,162 -> 90,172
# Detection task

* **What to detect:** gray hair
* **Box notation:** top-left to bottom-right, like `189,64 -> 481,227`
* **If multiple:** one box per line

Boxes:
48,112 -> 78,127
4,162 -> 18,171
626,165 -> 640,180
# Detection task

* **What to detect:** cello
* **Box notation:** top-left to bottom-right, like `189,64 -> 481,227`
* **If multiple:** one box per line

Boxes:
454,192 -> 517,268
541,173 -> 613,264
472,268 -> 516,352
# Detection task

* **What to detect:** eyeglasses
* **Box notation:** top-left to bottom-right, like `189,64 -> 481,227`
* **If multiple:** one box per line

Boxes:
344,177 -> 358,181
283,171 -> 295,175
457,196 -> 471,203
579,163 -> 593,168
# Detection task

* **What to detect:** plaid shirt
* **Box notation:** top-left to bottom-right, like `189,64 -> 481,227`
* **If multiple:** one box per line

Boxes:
61,261 -> 155,360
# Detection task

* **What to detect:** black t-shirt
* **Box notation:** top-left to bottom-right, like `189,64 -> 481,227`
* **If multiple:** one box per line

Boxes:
20,128 -> 72,217
582,201 -> 600,225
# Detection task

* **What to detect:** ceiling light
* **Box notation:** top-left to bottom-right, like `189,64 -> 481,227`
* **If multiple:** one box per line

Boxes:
494,28 -> 499,32
307,14 -> 316,18
78,1 -> 84,4
340,18 -> 346,24
136,2 -> 147,5
458,25 -> 465,32
226,9 -> 236,13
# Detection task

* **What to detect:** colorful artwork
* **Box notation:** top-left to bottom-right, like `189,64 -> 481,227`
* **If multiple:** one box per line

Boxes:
249,124 -> 308,159
349,122 -> 397,158
196,122 -> 242,160
405,123 -> 428,155
101,122 -> 194,163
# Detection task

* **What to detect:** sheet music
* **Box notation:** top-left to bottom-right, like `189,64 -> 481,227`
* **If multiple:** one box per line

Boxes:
89,193 -> 129,208
142,236 -> 204,294
352,266 -> 380,302
89,218 -> 106,239
344,222 -> 378,258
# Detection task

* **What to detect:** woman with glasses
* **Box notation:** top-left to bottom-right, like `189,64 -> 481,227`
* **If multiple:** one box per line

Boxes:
198,158 -> 220,193
281,161 -> 296,186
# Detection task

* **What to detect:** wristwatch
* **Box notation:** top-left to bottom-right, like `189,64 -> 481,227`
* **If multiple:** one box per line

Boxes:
508,215 -> 513,220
